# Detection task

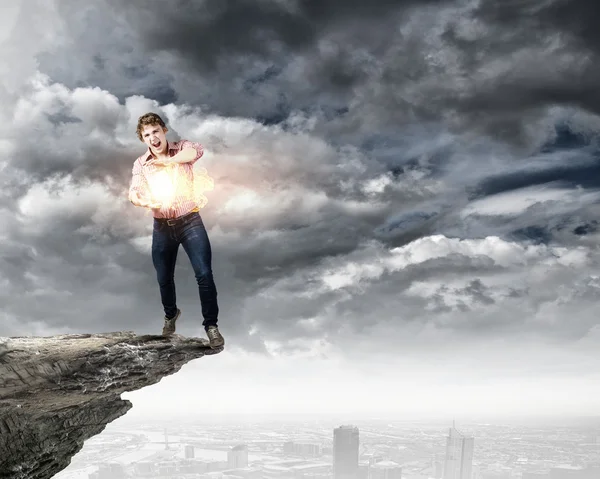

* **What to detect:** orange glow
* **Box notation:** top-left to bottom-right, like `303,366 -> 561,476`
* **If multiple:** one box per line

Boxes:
146,164 -> 214,210
192,165 -> 214,208
147,169 -> 176,206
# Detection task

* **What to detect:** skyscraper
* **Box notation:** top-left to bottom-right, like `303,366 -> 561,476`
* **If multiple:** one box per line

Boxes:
185,445 -> 195,459
443,424 -> 474,479
228,444 -> 249,469
334,425 -> 359,479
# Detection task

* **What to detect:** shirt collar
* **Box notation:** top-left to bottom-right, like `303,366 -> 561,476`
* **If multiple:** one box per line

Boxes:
143,141 -> 173,164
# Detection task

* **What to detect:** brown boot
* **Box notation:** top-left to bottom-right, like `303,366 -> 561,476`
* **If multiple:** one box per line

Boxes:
162,309 -> 181,336
206,325 -> 224,348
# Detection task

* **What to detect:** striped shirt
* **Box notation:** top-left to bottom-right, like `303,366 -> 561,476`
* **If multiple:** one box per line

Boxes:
129,139 -> 204,219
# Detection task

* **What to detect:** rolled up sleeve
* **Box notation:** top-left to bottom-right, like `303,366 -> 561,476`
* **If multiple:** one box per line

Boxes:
129,160 -> 149,198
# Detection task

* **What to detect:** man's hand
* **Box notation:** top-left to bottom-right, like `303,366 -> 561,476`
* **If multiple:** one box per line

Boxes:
146,155 -> 172,167
129,191 -> 162,209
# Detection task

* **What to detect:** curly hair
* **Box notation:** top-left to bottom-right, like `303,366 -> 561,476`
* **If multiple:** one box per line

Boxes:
136,112 -> 167,142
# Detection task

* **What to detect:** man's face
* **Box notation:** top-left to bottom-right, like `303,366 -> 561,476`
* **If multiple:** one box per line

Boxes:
141,124 -> 168,156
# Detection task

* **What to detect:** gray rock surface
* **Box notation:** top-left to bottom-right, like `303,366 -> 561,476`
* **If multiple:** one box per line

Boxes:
0,331 -> 222,479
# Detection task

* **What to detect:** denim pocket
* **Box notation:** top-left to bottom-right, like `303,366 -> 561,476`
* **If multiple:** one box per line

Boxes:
153,219 -> 164,232
187,212 -> 203,227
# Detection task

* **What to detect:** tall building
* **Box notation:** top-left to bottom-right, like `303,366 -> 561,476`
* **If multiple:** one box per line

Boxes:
443,424 -> 474,479
334,425 -> 359,479
185,444 -> 195,459
228,444 -> 249,469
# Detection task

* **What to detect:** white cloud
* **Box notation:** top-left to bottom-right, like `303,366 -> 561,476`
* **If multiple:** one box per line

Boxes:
461,184 -> 600,218
235,233 -> 600,368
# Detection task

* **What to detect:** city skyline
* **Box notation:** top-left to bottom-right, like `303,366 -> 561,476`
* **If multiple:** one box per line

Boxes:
54,417 -> 600,479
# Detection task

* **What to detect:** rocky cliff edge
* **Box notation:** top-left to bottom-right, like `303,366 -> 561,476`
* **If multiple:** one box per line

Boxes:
0,331 -> 222,479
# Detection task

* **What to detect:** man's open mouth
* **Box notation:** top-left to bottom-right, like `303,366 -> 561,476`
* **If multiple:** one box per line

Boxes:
152,140 -> 161,148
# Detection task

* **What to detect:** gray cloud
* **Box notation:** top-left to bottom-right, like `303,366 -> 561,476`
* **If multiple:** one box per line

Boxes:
1,0 -> 600,371
231,232 -> 600,362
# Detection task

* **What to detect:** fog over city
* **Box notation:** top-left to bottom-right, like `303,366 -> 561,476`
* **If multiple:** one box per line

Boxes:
53,413 -> 600,479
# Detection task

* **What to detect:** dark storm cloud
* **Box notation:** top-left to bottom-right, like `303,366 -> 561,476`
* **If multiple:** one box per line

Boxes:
475,0 -> 600,53
469,143 -> 600,201
109,0 -> 447,68
423,0 -> 600,144
29,1 -> 400,126
33,0 -> 600,150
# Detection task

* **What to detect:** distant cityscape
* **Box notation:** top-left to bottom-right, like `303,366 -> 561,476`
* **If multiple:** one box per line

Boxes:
53,418 -> 600,479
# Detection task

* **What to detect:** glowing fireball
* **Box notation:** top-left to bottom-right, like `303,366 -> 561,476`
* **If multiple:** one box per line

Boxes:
145,164 -> 214,210
147,169 -> 176,206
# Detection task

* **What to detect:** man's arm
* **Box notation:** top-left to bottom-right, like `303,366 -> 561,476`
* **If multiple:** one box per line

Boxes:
175,140 -> 204,164
129,160 -> 161,208
158,140 -> 204,165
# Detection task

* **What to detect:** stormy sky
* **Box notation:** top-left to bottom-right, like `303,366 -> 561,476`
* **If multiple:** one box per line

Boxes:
2,0 -> 600,419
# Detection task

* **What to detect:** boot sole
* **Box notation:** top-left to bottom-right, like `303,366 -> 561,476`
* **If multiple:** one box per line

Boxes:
209,339 -> 224,349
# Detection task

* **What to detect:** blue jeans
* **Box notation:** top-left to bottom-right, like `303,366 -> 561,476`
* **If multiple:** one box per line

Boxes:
151,211 -> 218,330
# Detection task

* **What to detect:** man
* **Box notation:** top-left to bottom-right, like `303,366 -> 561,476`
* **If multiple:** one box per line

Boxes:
128,112 -> 224,348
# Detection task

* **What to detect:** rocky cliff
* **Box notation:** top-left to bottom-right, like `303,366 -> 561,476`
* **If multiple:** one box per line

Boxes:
0,331 -> 222,479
